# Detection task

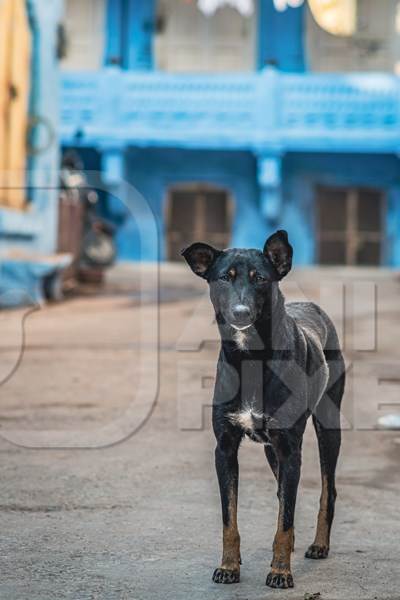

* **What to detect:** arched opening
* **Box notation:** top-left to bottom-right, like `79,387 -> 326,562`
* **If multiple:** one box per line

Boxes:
155,0 -> 256,72
166,184 -> 233,261
61,0 -> 106,71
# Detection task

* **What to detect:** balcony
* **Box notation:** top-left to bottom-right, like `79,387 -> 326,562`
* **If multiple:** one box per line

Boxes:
60,68 -> 400,155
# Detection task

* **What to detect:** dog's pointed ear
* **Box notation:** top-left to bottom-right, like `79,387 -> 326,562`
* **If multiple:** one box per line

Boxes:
263,230 -> 293,280
181,243 -> 221,279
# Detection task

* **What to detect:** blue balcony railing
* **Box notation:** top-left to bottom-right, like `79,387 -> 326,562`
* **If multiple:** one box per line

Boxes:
60,68 -> 400,154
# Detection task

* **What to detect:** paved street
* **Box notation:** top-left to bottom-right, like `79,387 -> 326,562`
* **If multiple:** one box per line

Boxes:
0,264 -> 399,600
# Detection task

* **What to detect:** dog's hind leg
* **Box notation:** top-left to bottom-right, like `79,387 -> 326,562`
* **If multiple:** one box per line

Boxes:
306,362 -> 344,560
264,443 -> 278,479
305,418 -> 340,559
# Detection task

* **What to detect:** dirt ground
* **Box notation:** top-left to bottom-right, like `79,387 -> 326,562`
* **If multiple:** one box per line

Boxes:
0,263 -> 399,600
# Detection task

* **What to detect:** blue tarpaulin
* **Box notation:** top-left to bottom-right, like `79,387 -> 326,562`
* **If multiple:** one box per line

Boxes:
0,255 -> 72,308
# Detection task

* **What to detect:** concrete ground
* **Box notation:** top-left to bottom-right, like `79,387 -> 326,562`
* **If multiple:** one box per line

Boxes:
0,264 -> 399,600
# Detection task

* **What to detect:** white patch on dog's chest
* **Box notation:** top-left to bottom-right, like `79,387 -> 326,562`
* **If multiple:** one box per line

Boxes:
233,330 -> 248,351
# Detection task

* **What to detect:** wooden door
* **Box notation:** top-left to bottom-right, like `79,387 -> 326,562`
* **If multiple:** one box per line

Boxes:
61,0 -> 106,70
0,0 -> 31,209
155,0 -> 255,72
166,186 -> 232,261
317,186 -> 385,266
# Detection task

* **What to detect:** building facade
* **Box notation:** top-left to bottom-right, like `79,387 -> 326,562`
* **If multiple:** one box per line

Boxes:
0,0 -> 67,305
60,0 -> 400,266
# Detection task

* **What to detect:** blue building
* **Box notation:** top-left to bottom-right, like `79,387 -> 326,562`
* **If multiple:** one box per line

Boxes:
60,0 -> 400,267
0,0 -> 68,305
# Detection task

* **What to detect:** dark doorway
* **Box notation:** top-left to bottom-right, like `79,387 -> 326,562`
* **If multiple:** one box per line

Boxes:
316,186 -> 385,266
166,185 -> 232,261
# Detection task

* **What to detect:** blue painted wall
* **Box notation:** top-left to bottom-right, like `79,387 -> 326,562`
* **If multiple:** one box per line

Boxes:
258,0 -> 305,71
99,148 -> 400,266
126,0 -> 155,70
105,0 -> 155,69
104,0 -> 124,66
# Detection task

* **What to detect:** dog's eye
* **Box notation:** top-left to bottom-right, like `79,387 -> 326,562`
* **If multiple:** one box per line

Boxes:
219,273 -> 232,282
255,274 -> 268,283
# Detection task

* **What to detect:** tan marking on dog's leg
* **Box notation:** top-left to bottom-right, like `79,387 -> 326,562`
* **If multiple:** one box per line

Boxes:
221,490 -> 240,571
266,490 -> 296,588
306,473 -> 335,559
314,474 -> 330,548
271,513 -> 294,576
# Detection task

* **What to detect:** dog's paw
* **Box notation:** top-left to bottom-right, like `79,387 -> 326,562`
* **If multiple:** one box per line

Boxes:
212,567 -> 240,584
305,544 -> 329,559
266,570 -> 294,589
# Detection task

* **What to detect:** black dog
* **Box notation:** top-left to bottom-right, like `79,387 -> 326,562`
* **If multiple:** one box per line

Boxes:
182,230 -> 345,589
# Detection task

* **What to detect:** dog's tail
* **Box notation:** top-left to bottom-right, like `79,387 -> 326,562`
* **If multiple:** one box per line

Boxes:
228,408 -> 277,437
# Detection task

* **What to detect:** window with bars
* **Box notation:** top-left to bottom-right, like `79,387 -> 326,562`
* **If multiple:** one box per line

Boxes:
155,0 -> 256,72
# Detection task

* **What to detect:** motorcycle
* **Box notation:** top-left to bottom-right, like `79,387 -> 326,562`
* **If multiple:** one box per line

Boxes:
60,151 -> 117,286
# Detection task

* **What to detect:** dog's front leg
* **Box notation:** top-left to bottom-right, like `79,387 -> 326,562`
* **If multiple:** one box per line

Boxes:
266,435 -> 302,589
212,422 -> 242,584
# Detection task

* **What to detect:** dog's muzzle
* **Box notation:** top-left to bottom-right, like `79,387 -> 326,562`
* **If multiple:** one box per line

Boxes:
230,304 -> 253,330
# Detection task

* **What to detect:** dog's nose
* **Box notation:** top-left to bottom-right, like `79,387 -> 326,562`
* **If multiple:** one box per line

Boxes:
232,304 -> 251,321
